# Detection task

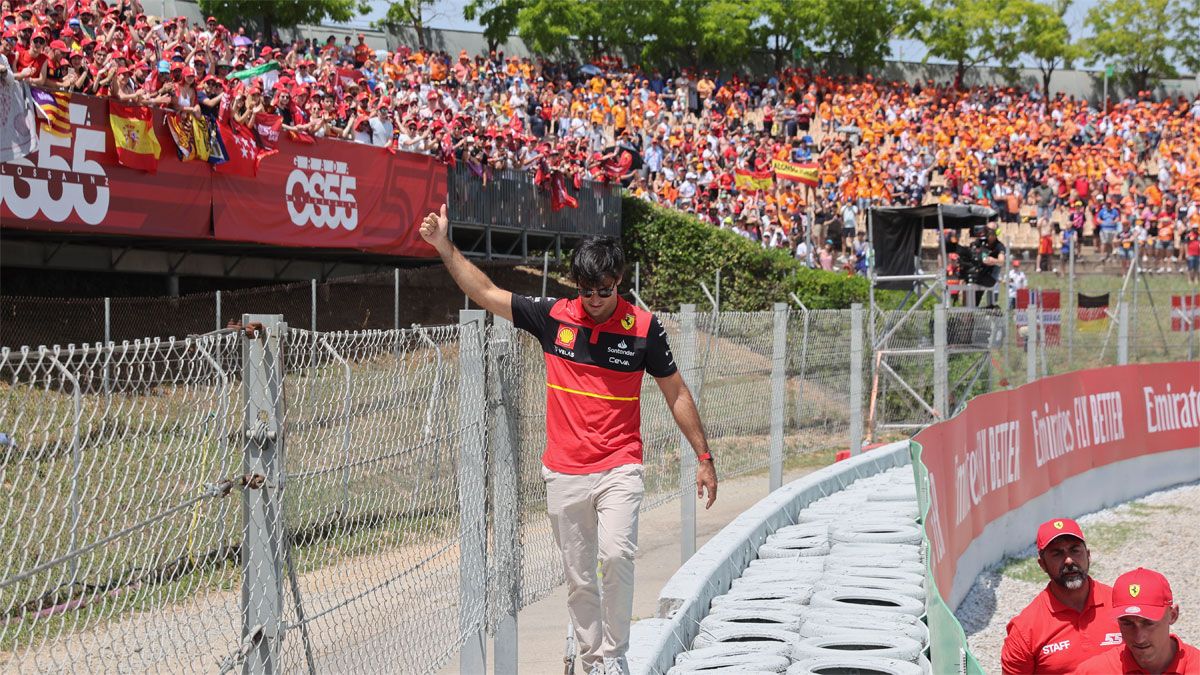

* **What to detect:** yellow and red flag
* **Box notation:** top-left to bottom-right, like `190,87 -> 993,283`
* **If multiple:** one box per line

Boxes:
109,101 -> 161,173
30,86 -> 71,137
734,169 -> 774,191
772,158 -> 819,187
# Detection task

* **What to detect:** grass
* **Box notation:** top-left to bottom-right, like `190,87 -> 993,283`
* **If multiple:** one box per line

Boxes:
0,320 -> 863,663
990,269 -> 1197,386
999,499 -> 1189,585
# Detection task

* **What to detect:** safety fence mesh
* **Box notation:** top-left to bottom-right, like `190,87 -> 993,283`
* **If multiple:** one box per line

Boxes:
1,291 -> 1194,674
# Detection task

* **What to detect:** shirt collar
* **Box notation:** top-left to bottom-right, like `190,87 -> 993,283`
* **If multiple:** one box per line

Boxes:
565,294 -> 629,329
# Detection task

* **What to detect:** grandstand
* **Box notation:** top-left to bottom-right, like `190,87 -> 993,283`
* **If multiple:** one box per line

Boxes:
3,0 -> 1198,297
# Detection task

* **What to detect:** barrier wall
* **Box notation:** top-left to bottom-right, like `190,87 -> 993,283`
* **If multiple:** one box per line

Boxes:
1,92 -> 446,257
912,362 -> 1200,673
625,441 -> 912,675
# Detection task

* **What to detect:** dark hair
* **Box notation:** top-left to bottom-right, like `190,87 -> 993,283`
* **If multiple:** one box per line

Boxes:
570,236 -> 625,288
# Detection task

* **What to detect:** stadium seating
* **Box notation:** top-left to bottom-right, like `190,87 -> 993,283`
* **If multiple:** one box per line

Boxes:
3,0 -> 1198,261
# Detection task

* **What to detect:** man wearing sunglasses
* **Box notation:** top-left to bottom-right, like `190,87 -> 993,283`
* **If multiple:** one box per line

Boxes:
420,204 -> 716,675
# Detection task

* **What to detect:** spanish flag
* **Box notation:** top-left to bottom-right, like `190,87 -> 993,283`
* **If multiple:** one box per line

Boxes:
734,169 -> 774,191
772,158 -> 819,187
109,101 -> 161,173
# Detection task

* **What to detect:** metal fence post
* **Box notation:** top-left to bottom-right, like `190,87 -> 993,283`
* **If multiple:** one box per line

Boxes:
1117,301 -> 1129,365
310,279 -> 317,333
458,309 -> 488,674
103,297 -> 111,393
1066,238 -> 1075,368
790,295 -> 811,434
1187,295 -> 1196,361
240,314 -> 287,675
1027,295 -> 1039,383
489,316 -> 520,674
934,304 -> 948,419
678,303 -> 698,563
849,304 -> 864,456
216,290 -> 223,331
769,303 -> 788,491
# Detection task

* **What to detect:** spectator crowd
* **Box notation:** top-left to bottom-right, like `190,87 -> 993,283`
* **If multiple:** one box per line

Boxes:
2,0 -> 1199,278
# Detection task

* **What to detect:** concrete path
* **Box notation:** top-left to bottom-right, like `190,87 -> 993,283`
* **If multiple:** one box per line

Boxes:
441,464 -> 823,675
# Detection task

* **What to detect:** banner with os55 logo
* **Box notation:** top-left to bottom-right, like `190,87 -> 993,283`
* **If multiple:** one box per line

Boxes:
0,94 -> 210,238
212,132 -> 446,257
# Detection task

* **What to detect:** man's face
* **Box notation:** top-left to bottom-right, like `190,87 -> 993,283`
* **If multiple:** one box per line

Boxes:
577,275 -> 621,322
1117,608 -> 1179,670
1037,536 -> 1089,590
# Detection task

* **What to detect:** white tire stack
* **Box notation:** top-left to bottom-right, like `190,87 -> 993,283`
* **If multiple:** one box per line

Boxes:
675,467 -> 932,675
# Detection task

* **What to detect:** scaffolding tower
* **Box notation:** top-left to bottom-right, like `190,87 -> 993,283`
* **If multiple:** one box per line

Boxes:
865,203 -> 1001,440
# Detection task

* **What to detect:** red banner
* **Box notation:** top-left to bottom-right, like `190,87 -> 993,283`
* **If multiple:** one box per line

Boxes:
1,92 -> 447,258
0,94 -> 211,239
915,362 -> 1200,597
212,131 -> 446,257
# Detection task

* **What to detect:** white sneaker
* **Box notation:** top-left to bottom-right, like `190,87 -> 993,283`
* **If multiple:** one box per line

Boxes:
604,657 -> 630,675
587,658 -> 629,675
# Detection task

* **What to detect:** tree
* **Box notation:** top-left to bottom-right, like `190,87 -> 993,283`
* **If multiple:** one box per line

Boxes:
463,0 -> 526,53
1180,0 -> 1200,73
759,0 -> 828,70
374,0 -> 438,52
1084,0 -> 1188,93
999,0 -> 1083,101
620,0 -> 759,70
909,0 -> 1009,88
515,0 -> 611,58
199,0 -> 366,43
821,0 -> 921,75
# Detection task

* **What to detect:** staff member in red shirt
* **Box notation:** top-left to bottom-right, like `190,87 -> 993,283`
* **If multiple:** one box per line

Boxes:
418,204 -> 717,675
1001,518 -> 1122,674
1076,567 -> 1198,674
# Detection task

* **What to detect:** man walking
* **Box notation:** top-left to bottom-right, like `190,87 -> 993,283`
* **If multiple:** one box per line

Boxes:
1001,518 -> 1121,674
419,205 -> 718,675
1076,567 -> 1198,674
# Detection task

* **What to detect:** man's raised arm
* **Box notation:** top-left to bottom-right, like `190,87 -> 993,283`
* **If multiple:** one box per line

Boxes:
419,204 -> 514,322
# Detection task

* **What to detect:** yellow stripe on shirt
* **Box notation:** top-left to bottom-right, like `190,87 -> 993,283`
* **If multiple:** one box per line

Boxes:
545,382 -> 639,402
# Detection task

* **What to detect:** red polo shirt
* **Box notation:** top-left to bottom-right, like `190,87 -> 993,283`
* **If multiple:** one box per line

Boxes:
1075,635 -> 1200,674
511,295 -> 676,474
1001,579 -> 1122,674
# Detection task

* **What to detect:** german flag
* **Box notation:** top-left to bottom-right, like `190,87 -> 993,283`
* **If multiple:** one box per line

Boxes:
1077,292 -> 1110,332
30,86 -> 71,137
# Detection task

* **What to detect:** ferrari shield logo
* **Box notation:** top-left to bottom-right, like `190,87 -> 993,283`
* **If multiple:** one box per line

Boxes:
1129,584 -> 1141,598
621,314 -> 635,331
1053,521 -> 1064,529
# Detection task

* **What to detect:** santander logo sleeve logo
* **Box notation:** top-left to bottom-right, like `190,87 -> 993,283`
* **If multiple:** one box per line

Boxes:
286,155 -> 358,231
0,102 -> 110,225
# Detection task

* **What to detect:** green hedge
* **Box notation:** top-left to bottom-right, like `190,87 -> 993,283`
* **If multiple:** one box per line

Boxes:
620,196 -> 875,311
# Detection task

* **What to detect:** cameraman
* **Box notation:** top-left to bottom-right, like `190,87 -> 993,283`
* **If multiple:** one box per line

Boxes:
960,226 -> 1007,307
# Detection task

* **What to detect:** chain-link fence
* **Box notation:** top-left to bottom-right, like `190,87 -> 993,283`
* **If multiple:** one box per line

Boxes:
2,282 -> 1194,674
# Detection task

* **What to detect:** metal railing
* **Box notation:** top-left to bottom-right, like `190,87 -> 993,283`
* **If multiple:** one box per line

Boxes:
1,287 -> 1194,674
446,164 -> 623,237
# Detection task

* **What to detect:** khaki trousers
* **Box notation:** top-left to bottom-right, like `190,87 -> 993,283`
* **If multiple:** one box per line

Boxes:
542,463 -> 644,671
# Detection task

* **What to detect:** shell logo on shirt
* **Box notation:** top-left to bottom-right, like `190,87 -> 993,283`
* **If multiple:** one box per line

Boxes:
555,326 -> 577,349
